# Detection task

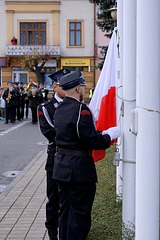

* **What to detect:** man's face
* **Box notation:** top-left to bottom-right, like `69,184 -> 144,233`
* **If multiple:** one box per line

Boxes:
57,85 -> 65,99
32,87 -> 37,95
53,83 -> 65,99
39,84 -> 44,89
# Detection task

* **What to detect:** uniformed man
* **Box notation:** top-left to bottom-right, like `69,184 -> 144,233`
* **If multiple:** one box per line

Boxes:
18,82 -> 25,120
28,86 -> 43,124
3,82 -> 16,123
39,83 -> 49,102
37,68 -> 70,240
53,71 -> 121,240
13,82 -> 21,121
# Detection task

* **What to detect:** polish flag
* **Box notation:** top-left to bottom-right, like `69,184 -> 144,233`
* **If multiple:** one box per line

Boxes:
89,31 -> 117,162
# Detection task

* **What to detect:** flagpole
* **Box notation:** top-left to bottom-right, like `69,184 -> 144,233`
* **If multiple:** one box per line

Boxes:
122,0 -> 136,231
116,0 -> 123,200
135,0 -> 160,239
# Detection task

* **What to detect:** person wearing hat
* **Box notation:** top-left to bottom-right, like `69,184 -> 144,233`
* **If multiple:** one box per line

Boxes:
2,82 -> 16,123
39,83 -> 49,102
28,85 -> 43,124
37,68 -> 70,240
53,71 -> 121,240
13,82 -> 21,121
18,82 -> 25,120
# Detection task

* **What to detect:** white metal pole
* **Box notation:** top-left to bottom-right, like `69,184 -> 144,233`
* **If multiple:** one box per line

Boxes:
122,0 -> 136,229
135,0 -> 160,239
116,0 -> 123,200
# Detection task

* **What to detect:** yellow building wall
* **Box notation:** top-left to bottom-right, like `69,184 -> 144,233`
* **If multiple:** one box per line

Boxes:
2,67 -> 12,88
2,58 -> 38,88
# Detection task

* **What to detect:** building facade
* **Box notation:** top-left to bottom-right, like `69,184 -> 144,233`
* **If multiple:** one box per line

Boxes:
0,0 -> 97,100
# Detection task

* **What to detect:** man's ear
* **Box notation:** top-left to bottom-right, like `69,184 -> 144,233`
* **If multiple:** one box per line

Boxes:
53,83 -> 57,91
76,85 -> 81,93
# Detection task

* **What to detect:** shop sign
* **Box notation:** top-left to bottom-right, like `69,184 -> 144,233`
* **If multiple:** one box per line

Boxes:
61,58 -> 90,67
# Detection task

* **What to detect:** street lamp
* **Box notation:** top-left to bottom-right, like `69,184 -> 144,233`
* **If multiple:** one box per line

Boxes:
107,0 -> 117,21
110,7 -> 117,21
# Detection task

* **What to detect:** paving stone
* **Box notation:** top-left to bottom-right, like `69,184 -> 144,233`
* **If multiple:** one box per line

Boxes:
0,151 -> 47,240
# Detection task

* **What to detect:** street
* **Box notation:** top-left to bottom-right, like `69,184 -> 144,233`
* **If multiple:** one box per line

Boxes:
0,115 -> 47,193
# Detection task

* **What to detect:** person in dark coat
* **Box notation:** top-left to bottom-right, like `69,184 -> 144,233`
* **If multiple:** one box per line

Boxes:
18,82 -> 26,120
39,83 -> 49,102
3,82 -> 16,123
13,82 -> 21,121
28,86 -> 43,124
24,84 -> 29,119
37,68 -> 70,240
53,71 -> 121,240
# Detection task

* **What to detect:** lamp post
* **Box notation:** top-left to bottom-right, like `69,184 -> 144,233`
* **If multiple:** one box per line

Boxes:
106,3 -> 117,39
110,7 -> 117,21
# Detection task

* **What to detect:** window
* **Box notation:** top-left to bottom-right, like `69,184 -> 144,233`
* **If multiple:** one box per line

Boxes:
67,20 -> 84,47
20,22 -> 46,45
44,73 -> 54,91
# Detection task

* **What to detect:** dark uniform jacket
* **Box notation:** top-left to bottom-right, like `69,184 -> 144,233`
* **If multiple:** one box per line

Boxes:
38,97 -> 59,171
28,91 -> 43,108
53,97 -> 111,183
3,88 -> 17,107
14,88 -> 21,107
19,87 -> 26,106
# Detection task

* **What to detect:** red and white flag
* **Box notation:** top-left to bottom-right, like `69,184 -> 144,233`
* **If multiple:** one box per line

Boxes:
89,31 -> 117,162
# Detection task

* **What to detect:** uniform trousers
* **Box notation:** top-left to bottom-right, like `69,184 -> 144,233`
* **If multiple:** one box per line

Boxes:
5,106 -> 15,123
15,105 -> 21,121
45,170 -> 59,232
25,99 -> 29,118
20,103 -> 25,120
57,181 -> 96,240
30,107 -> 38,123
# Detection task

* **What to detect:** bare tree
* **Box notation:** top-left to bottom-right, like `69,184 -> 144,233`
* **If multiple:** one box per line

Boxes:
21,54 -> 51,85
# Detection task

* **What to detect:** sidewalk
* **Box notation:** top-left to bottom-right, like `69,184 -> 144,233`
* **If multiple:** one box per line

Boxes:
0,150 -> 49,240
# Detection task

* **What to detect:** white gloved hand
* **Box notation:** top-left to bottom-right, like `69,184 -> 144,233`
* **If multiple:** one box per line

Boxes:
102,126 -> 121,141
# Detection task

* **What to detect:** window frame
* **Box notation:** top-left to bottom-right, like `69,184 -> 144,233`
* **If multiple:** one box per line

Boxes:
18,20 -> 48,46
67,20 -> 84,48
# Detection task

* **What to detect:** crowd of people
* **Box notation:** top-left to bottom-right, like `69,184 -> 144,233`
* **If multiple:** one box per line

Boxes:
0,81 -> 49,124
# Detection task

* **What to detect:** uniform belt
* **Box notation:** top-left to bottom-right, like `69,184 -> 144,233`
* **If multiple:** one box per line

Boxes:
57,147 -> 92,157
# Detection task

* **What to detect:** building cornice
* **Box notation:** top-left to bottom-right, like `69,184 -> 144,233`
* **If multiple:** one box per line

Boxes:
6,1 -> 61,13
5,1 -> 60,4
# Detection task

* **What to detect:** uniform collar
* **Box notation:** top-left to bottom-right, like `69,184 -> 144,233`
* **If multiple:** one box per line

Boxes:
55,93 -> 63,103
64,96 -> 80,103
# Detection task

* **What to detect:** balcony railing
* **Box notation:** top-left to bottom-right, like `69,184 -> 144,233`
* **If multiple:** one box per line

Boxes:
6,45 -> 60,56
